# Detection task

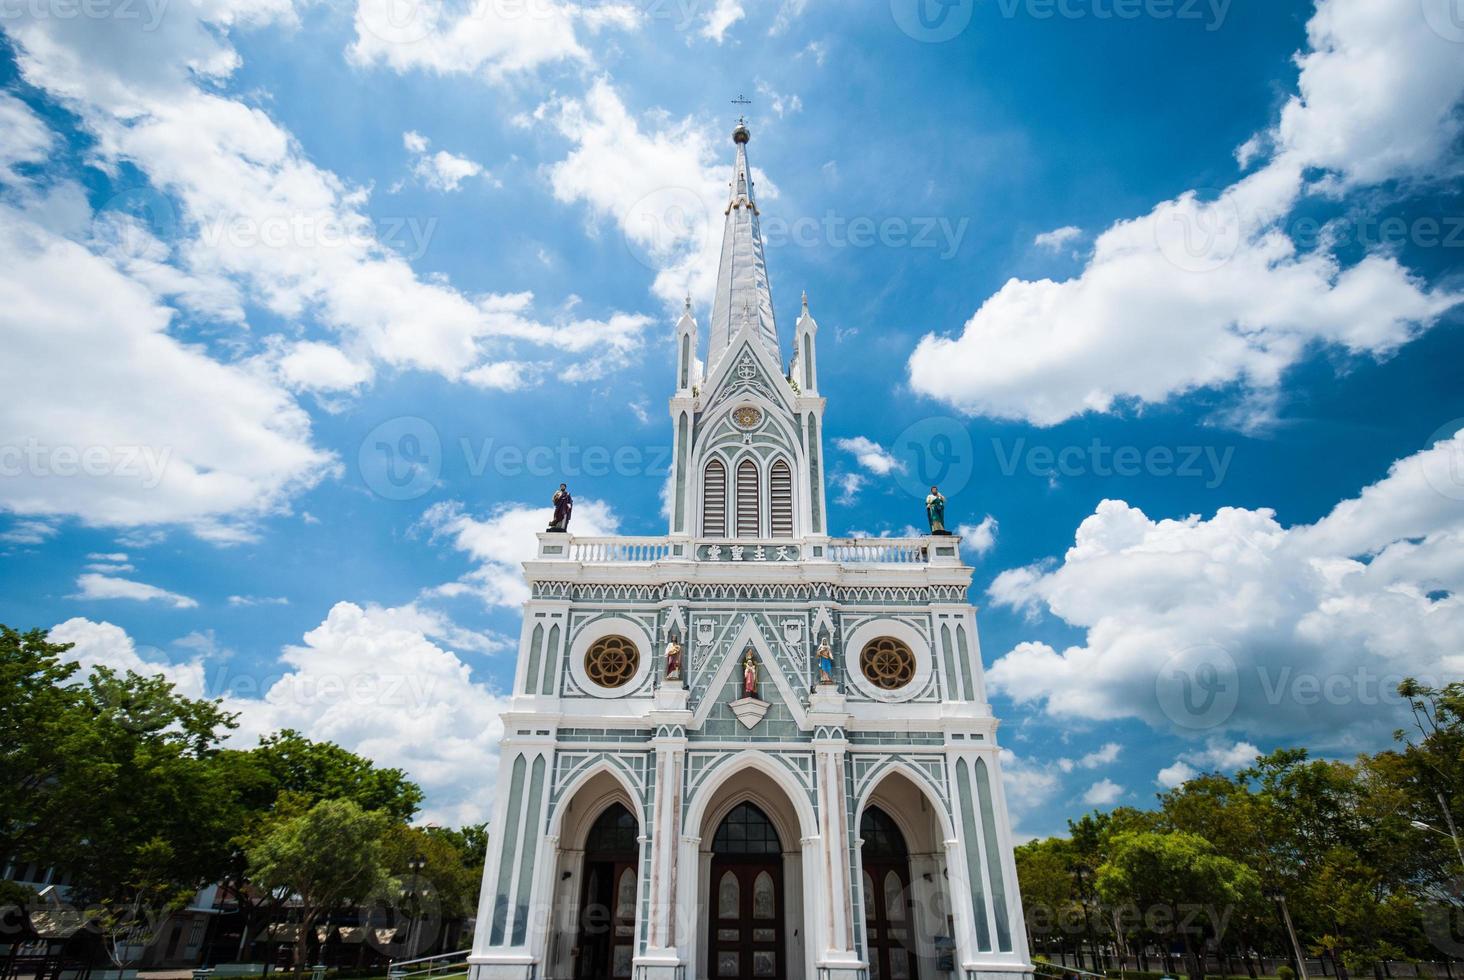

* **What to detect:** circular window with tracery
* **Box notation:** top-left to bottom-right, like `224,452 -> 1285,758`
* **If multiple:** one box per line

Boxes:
732,405 -> 762,429
860,637 -> 916,691
585,635 -> 640,689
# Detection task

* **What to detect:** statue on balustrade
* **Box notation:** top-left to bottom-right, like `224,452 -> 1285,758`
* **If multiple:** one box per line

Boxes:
547,483 -> 573,532
926,485 -> 950,535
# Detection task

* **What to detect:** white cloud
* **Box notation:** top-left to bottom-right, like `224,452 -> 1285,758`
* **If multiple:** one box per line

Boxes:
402,131 -> 491,192
1,519 -> 59,545
998,748 -> 1062,842
908,0 -> 1464,429
229,601 -> 511,823
5,0 -> 651,403
700,0 -> 744,42
834,472 -> 865,506
72,572 -> 199,608
348,0 -> 636,79
275,340 -> 375,393
1082,778 -> 1124,806
0,204 -> 337,535
534,78 -> 741,313
49,616 -> 208,697
1056,740 -> 1121,773
1033,225 -> 1082,252
53,604 -> 511,825
986,430 -> 1464,747
769,0 -> 810,35
956,516 -> 998,557
419,498 -> 620,607
834,436 -> 904,476
1156,761 -> 1196,789
228,594 -> 291,606
0,91 -> 53,184
755,79 -> 802,117
1155,739 -> 1260,788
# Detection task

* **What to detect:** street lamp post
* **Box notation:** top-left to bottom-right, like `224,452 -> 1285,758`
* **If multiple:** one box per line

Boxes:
1269,892 -> 1309,980
405,856 -> 427,961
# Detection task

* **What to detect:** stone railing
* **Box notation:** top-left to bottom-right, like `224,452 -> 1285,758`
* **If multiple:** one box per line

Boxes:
535,534 -> 962,566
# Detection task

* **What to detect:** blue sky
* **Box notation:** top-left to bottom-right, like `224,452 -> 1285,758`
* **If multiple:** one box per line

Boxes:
2,0 -> 1463,836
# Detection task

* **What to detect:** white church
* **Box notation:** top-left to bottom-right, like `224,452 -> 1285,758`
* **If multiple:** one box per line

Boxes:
468,119 -> 1030,980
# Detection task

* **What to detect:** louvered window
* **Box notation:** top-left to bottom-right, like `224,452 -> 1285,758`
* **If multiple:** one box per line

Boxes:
736,459 -> 760,537
770,459 -> 793,537
703,459 -> 727,537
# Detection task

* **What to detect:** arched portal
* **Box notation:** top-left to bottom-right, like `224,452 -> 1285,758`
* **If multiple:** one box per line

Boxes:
687,759 -> 815,980
860,807 -> 916,980
543,771 -> 643,980
857,770 -> 954,980
708,803 -> 785,980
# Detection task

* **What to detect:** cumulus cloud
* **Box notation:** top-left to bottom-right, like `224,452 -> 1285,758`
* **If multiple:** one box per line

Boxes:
956,516 -> 998,557
1033,225 -> 1082,252
0,91 -> 53,183
1058,741 -> 1120,773
533,78 -> 748,313
700,0 -> 744,42
1082,778 -> 1125,807
998,747 -> 1063,842
1156,739 -> 1262,788
54,604 -> 511,825
834,436 -> 904,476
348,0 -> 637,79
401,131 -> 491,192
986,430 -> 1464,748
418,498 -> 620,607
908,0 -> 1464,428
49,616 -> 208,697
0,204 -> 336,536
73,572 -> 198,608
1,519 -> 59,545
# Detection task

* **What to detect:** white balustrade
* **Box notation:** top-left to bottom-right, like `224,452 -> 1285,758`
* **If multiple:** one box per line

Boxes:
540,534 -> 956,565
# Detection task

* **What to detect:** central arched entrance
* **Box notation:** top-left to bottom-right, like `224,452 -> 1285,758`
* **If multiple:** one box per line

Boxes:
708,802 -> 785,980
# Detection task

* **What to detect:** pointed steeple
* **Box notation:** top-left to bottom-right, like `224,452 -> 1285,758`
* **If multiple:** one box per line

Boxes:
708,119 -> 779,370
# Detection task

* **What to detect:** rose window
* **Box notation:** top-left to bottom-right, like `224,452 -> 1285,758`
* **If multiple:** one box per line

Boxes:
859,637 -> 916,691
585,635 -> 640,688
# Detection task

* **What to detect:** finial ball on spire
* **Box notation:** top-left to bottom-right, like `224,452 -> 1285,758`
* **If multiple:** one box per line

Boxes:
732,120 -> 750,144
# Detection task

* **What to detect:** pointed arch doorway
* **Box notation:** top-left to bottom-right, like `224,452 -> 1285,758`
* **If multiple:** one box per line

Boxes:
708,802 -> 785,980
575,803 -> 639,980
860,807 -> 918,980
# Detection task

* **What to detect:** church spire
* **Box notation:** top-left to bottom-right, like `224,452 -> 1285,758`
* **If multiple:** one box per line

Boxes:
708,119 -> 780,370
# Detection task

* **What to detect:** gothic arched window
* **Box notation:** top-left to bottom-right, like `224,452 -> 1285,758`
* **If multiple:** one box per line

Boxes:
736,459 -> 760,537
769,459 -> 793,538
703,459 -> 727,537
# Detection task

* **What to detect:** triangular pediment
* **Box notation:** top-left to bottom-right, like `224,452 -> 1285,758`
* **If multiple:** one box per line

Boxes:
702,334 -> 793,418
691,616 -> 808,731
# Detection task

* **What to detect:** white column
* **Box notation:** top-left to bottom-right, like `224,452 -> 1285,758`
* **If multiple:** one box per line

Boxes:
638,730 -> 688,978
813,737 -> 861,974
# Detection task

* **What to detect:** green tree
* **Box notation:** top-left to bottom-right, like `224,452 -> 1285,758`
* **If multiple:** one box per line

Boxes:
246,799 -> 390,977
1095,831 -> 1261,980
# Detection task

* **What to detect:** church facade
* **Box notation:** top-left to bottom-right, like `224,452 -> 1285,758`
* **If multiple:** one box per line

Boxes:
468,121 -> 1030,980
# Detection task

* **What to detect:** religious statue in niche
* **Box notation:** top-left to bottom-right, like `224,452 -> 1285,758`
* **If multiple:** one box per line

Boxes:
815,635 -> 835,687
742,649 -> 759,698
547,483 -> 573,532
665,633 -> 684,682
926,485 -> 950,535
